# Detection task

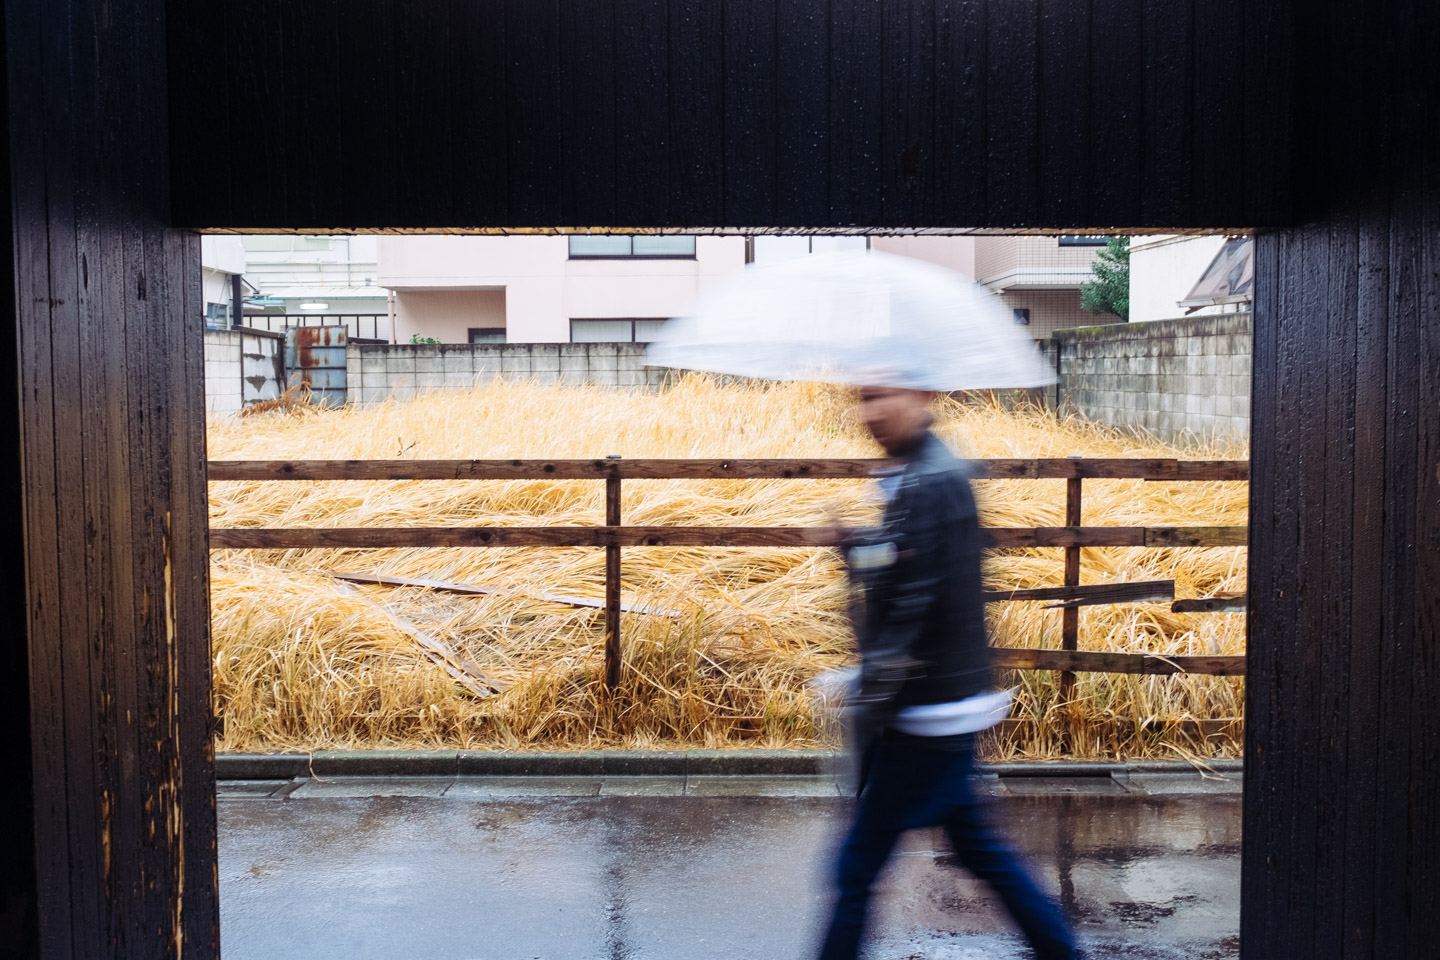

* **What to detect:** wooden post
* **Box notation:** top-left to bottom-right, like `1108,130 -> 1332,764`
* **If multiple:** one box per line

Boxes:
604,471 -> 622,689
1061,476 -> 1083,711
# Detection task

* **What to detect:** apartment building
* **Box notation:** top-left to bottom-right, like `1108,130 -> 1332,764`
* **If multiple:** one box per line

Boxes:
375,233 -> 1079,344
217,232 -> 1106,345
972,235 -> 1111,338
376,234 -> 747,344
240,234 -> 392,340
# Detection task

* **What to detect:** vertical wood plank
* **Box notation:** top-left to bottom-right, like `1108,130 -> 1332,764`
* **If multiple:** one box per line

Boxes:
775,0 -> 830,227
881,0 -> 937,226
667,0 -> 724,226
828,0 -> 884,226
722,0 -> 778,226
163,3 -> 220,229
1409,88 -> 1440,960
37,0 -> 110,946
505,0 -> 563,226
338,0 -> 400,229
1059,477 -> 1081,710
1340,192 -> 1388,960
605,477 -> 622,688
1139,0 -> 1194,227
615,0 -> 669,227
1288,221 -> 1327,960
0,9 -> 39,947
1190,0 -> 1245,227
5,0 -> 69,949
930,0 -> 985,228
1089,0 -> 1143,226
282,0 -> 342,228
984,0 -> 1039,225
395,0 -> 454,226
449,0 -> 508,228
1241,229 -> 1282,959
559,0 -> 617,228
1242,0 -> 1294,226
1311,213 -> 1358,960
10,0 -> 221,954
1037,0 -> 1092,227
1372,165 -> 1419,960
226,0 -> 288,226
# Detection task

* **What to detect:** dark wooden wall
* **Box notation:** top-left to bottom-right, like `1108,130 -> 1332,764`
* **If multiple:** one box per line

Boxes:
1243,1 -> 1439,957
4,0 -> 218,956
4,1 -> 1437,958
166,0 -> 1292,231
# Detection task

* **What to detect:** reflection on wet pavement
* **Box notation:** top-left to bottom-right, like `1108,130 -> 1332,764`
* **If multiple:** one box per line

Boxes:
220,793 -> 1239,959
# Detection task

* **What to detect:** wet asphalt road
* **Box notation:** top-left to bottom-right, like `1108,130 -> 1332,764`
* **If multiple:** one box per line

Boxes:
219,782 -> 1240,960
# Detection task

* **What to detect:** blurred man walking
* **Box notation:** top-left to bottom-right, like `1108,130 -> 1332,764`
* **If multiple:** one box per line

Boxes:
814,385 -> 1076,960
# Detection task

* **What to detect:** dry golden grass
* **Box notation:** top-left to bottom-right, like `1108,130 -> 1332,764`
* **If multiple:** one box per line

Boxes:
207,375 -> 1248,759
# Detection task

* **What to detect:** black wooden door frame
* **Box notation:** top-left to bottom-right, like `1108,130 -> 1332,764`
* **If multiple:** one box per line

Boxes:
6,1 -> 1436,958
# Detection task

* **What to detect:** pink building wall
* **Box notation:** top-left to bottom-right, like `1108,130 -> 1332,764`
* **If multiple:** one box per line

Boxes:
378,235 -> 746,343
870,235 -> 977,276
393,289 -> 506,343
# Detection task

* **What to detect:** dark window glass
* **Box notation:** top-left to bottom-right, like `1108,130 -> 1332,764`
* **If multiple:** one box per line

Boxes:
468,327 -> 506,344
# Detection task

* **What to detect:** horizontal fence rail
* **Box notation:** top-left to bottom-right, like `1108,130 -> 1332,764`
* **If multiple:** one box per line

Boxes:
208,457 -> 1250,482
207,457 -> 1250,694
209,525 -> 1248,550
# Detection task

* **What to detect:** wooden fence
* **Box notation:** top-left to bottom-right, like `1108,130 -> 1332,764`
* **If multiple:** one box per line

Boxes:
208,457 -> 1249,690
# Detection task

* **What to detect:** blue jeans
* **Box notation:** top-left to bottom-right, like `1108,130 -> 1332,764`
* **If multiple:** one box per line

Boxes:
817,732 -> 1076,960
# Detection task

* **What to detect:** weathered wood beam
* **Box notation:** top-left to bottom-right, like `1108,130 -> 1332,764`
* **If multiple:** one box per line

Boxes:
991,649 -> 1247,676
983,579 -> 1175,606
206,457 -> 1250,482
209,525 -> 1249,550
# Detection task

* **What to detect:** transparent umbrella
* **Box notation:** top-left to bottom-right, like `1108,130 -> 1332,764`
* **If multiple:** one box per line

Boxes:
646,248 -> 1056,389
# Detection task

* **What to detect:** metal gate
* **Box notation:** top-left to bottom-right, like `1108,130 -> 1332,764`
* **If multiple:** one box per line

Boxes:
284,325 -> 347,407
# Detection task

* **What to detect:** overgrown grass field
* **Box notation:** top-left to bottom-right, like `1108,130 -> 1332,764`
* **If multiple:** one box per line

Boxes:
208,376 -> 1247,760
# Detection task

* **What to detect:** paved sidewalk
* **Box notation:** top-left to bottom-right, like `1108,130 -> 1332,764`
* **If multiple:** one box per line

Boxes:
219,780 -> 1240,959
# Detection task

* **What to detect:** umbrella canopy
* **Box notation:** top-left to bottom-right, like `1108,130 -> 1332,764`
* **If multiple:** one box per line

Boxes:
646,249 -> 1056,390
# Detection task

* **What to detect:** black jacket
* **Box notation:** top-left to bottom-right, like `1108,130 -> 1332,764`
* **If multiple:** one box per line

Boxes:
846,431 -> 993,727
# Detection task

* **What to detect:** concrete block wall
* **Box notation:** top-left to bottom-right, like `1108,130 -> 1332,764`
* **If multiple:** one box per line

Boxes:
1054,312 -> 1251,443
204,329 -> 244,414
204,328 -> 286,414
241,329 -> 284,406
347,342 -> 666,405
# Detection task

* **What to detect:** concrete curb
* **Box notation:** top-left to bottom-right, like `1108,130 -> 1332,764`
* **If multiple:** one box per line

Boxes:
215,750 -> 1242,781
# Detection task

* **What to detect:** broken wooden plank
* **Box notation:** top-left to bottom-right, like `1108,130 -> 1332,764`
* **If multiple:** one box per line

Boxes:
982,579 -> 1175,606
332,582 -> 505,696
1172,594 -> 1249,613
990,648 -> 1246,676
328,570 -> 683,617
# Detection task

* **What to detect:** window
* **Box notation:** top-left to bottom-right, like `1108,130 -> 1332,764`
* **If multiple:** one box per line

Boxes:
568,235 -> 696,258
1013,308 -> 1031,326
1057,234 -> 1108,246
468,327 -> 506,344
750,235 -> 869,264
570,319 -> 669,343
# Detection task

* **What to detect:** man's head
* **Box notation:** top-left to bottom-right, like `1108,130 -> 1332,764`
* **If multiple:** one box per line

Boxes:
858,385 -> 936,455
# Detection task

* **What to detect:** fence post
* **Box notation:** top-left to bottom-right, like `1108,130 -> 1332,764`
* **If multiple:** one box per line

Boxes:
604,466 -> 622,689
1061,472 -> 1083,717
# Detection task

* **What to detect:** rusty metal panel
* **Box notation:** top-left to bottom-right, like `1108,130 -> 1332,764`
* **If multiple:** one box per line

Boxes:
285,326 -> 348,407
